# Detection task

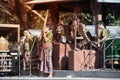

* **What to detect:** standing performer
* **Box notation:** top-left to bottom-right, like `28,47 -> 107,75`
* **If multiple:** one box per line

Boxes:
22,29 -> 37,63
97,21 -> 110,48
38,24 -> 53,77
20,29 -> 38,74
97,21 -> 110,68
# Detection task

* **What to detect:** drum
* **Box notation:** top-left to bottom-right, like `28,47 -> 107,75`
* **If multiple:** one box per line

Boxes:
105,38 -> 120,60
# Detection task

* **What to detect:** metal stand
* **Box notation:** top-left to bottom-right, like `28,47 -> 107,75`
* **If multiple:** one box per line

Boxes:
18,46 -> 21,77
18,36 -> 26,76
111,43 -> 114,69
103,41 -> 106,69
89,42 -> 92,70
104,38 -> 117,70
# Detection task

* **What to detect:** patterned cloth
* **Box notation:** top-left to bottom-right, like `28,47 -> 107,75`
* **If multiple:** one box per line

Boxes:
23,35 -> 37,62
39,48 -> 53,74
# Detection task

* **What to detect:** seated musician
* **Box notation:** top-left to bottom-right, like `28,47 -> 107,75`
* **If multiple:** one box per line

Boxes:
69,18 -> 96,50
70,19 -> 83,40
78,20 -> 96,49
56,21 -> 64,42
70,19 -> 83,50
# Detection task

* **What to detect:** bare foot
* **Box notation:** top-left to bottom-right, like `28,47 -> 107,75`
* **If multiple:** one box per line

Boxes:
48,74 -> 53,77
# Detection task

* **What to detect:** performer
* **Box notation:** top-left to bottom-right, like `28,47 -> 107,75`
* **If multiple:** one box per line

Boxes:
71,19 -> 82,40
56,21 -> 64,42
97,21 -> 110,48
78,20 -> 96,49
97,21 -> 110,68
22,29 -> 38,63
38,24 -> 53,77
69,19 -> 83,50
69,18 -> 96,50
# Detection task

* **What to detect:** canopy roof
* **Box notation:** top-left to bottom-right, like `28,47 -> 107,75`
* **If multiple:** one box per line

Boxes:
25,0 -> 91,13
25,0 -> 120,15
97,0 -> 120,3
25,0 -> 87,4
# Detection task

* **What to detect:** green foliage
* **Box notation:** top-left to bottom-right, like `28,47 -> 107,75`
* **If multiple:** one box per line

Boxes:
0,0 -> 120,28
59,12 -> 93,25
105,8 -> 120,26
59,10 -> 120,26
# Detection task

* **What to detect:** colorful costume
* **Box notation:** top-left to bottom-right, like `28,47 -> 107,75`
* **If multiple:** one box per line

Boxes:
100,28 -> 110,40
77,28 -> 95,49
56,24 -> 64,42
23,35 -> 37,62
39,31 -> 53,74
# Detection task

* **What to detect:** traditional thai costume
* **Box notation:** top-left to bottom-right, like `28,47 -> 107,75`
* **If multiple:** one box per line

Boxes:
39,31 -> 53,74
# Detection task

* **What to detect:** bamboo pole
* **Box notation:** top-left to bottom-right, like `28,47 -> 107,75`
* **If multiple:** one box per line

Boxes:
25,5 -> 45,21
43,9 -> 49,31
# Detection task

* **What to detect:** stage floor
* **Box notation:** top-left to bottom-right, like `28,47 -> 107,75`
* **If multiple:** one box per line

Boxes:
0,69 -> 120,79
0,77 -> 120,80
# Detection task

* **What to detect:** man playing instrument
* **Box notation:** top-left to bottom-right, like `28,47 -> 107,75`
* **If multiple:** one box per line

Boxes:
38,24 -> 53,77
78,20 -> 96,49
97,21 -> 110,48
97,21 -> 110,68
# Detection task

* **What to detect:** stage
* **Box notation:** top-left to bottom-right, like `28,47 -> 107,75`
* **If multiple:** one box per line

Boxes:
0,69 -> 120,80
0,77 -> 119,80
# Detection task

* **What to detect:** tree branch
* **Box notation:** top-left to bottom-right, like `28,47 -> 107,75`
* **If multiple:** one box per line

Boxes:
25,5 -> 45,21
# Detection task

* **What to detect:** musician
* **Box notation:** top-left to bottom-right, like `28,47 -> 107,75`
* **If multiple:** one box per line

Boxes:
97,21 -> 110,48
56,21 -> 64,42
78,20 -> 95,49
38,24 -> 53,77
69,18 -> 95,50
70,19 -> 83,50
97,21 -> 110,68
71,19 -> 82,40
22,29 -> 38,63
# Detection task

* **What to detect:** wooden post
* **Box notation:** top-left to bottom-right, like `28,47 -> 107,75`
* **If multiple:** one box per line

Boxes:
17,25 -> 20,43
73,5 -> 79,50
90,0 -> 102,40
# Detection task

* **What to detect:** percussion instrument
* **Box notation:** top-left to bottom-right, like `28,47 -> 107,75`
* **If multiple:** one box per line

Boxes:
105,38 -> 120,60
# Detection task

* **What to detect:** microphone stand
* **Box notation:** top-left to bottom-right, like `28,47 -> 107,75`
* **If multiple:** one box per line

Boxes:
18,45 -> 21,77
104,38 -> 117,70
18,36 -> 26,76
89,42 -> 92,70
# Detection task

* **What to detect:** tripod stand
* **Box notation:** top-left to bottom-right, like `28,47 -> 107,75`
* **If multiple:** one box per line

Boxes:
29,36 -> 37,76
